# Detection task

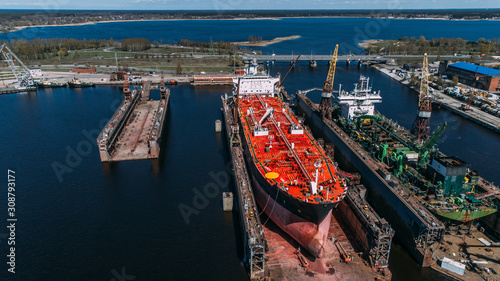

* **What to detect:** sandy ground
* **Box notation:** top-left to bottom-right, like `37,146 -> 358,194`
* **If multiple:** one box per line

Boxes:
233,35 -> 301,47
358,39 -> 384,49
10,17 -> 281,32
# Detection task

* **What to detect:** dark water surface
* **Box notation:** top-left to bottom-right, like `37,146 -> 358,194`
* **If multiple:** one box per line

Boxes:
1,18 -> 499,281
2,18 -> 500,55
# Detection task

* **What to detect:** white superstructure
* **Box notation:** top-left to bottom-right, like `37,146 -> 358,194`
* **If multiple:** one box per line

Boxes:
337,75 -> 382,120
233,65 -> 280,98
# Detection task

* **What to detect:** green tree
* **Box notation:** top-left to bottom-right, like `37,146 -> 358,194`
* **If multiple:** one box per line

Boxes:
58,48 -> 68,57
176,62 -> 182,75
72,50 -> 80,58
452,75 -> 459,86
53,60 -> 60,67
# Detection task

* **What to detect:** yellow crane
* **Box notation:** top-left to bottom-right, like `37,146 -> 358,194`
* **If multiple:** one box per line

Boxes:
320,44 -> 339,120
411,53 -> 432,142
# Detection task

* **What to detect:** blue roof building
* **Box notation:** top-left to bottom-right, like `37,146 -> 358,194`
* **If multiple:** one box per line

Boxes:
445,62 -> 500,91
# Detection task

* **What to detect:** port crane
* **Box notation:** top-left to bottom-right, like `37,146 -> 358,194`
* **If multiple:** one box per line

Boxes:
320,44 -> 339,120
0,44 -> 35,90
411,53 -> 432,142
277,55 -> 301,88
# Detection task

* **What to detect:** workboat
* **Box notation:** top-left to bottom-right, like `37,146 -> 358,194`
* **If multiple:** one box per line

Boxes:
37,80 -> 67,88
68,78 -> 95,88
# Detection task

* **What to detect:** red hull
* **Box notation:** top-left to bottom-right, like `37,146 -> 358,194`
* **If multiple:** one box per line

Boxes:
251,172 -> 332,258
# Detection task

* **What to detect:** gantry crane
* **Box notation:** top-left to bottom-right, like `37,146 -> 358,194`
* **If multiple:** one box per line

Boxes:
320,44 -> 338,120
0,44 -> 35,90
411,53 -> 432,142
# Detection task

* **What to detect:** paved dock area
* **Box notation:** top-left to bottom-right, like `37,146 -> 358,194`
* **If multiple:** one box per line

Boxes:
374,65 -> 500,133
432,231 -> 500,281
265,209 -> 390,281
112,100 -> 159,161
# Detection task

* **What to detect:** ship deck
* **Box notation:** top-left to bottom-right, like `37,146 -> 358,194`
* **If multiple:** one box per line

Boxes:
111,100 -> 160,161
238,95 -> 344,204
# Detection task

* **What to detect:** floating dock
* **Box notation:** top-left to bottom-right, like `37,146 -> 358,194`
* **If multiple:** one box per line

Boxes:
97,80 -> 169,162
0,87 -> 37,94
222,94 -> 391,280
221,95 -> 266,280
192,74 -> 237,86
297,93 -> 445,267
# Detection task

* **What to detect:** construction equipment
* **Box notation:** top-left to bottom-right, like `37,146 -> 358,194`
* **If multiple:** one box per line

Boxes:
320,44 -> 339,120
460,91 -> 474,111
277,55 -> 301,88
0,44 -> 36,90
294,248 -> 309,268
411,53 -> 432,143
335,240 -> 352,263
123,73 -> 131,100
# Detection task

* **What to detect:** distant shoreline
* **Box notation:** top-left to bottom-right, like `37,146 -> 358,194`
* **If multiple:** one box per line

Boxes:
8,16 -> 498,34
10,18 -> 280,33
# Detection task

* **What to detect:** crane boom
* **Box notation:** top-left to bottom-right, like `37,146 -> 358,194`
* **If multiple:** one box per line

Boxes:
278,55 -> 301,88
0,44 -> 35,89
322,44 -> 339,94
411,53 -> 432,142
320,44 -> 339,119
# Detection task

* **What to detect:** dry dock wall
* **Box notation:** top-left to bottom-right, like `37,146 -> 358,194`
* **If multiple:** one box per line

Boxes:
297,95 -> 443,267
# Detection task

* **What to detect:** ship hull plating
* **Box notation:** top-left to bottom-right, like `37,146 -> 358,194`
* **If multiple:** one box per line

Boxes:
250,165 -> 334,258
240,126 -> 336,257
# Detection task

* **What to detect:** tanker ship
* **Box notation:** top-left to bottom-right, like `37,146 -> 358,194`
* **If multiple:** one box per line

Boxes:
233,65 -> 347,258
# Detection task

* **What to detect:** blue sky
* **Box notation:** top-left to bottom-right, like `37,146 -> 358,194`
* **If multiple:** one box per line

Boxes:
2,0 -> 500,10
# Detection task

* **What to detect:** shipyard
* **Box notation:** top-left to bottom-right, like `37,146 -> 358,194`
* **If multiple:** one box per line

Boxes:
2,8 -> 500,281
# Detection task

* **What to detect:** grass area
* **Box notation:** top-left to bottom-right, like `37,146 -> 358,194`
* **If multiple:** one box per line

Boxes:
29,55 -> 241,73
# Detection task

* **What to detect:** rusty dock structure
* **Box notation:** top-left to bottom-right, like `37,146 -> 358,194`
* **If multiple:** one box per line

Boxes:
297,93 -> 445,267
222,94 -> 391,280
97,78 -> 170,162
221,94 -> 266,280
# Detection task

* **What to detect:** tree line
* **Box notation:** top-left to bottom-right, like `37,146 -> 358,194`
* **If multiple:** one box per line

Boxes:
1,38 -> 116,60
121,38 -> 151,51
368,37 -> 500,56
176,39 -> 244,55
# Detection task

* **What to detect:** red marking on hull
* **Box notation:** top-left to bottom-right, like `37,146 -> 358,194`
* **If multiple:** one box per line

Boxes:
252,173 -> 332,258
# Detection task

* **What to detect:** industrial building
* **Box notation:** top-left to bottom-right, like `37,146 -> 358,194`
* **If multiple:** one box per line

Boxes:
440,61 -> 500,91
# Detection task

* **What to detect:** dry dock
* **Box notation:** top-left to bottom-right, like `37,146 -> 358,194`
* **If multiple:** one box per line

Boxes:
222,94 -> 390,281
297,93 -> 445,267
97,81 -> 169,162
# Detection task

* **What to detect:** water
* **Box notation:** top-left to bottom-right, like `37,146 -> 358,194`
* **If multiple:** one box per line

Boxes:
0,86 -> 247,280
2,18 -> 500,55
1,18 -> 499,280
